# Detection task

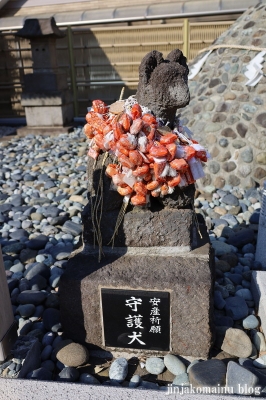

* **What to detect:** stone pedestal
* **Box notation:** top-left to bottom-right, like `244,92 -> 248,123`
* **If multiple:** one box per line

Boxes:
60,218 -> 215,358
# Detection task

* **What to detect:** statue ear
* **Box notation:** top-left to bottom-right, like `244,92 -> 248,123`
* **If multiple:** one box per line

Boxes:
139,50 -> 164,84
166,49 -> 187,68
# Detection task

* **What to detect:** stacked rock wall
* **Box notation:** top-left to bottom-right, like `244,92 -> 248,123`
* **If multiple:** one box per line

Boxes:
181,2 -> 266,192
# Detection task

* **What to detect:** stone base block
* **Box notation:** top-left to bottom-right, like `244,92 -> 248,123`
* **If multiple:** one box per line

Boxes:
60,238 -> 215,358
16,125 -> 74,137
24,103 -> 73,126
83,207 -> 197,249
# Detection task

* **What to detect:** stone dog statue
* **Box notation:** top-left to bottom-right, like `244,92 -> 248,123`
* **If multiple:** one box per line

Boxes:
136,49 -> 190,127
82,48 -> 194,248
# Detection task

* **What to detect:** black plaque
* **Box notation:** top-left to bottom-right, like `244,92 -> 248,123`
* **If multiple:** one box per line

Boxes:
101,288 -> 170,351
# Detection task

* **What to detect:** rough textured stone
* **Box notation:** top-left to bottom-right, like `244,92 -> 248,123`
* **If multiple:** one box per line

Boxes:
56,342 -> 89,367
83,206 -> 195,249
60,236 -> 215,358
136,49 -> 189,125
178,4 -> 266,190
221,328 -> 252,357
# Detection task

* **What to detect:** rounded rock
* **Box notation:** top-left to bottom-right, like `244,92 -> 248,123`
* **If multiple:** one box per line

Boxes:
56,342 -> 89,367
79,373 -> 100,385
243,315 -> 259,330
129,374 -> 141,388
16,304 -> 35,318
109,358 -> 128,382
253,355 -> 266,369
221,328 -> 252,358
164,354 -> 186,376
172,372 -> 190,386
145,357 -> 165,375
58,366 -> 79,382
188,359 -> 226,387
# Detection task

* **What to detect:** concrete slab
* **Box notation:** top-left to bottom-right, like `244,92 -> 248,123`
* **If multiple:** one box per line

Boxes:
0,378 -> 259,400
251,271 -> 266,335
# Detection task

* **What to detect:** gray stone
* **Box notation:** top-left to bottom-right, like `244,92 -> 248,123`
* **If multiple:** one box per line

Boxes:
17,290 -> 47,306
225,296 -> 249,320
214,290 -> 226,309
16,304 -> 35,318
58,367 -> 79,382
241,147 -> 253,163
172,372 -> 190,386
208,161 -> 220,174
243,315 -> 259,329
62,221 -> 82,237
2,243 -> 25,255
109,358 -> 128,383
56,342 -> 89,367
79,373 -> 100,385
42,332 -> 56,347
27,235 -> 49,250
227,228 -> 255,248
163,354 -> 186,376
252,332 -> 266,352
235,288 -> 253,301
129,374 -> 141,388
226,361 -> 259,395
221,328 -> 252,357
41,345 -> 53,361
40,360 -> 55,372
43,308 -> 62,332
211,240 -> 235,256
26,367 -> 53,381
9,229 -> 29,240
138,381 -> 160,390
221,194 -> 239,206
253,355 -> 266,369
188,359 -> 226,388
145,357 -> 165,375
13,337 -> 41,379
24,262 -> 50,280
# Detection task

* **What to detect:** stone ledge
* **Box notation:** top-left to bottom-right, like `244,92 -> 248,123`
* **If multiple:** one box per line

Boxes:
0,377 -> 258,400
251,271 -> 266,335
83,208 -> 198,249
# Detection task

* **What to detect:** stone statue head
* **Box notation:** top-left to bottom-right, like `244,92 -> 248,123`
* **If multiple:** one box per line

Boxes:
136,49 -> 190,127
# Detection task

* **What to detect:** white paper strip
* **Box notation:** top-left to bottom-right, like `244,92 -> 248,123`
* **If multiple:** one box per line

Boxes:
188,50 -> 212,80
245,51 -> 266,87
